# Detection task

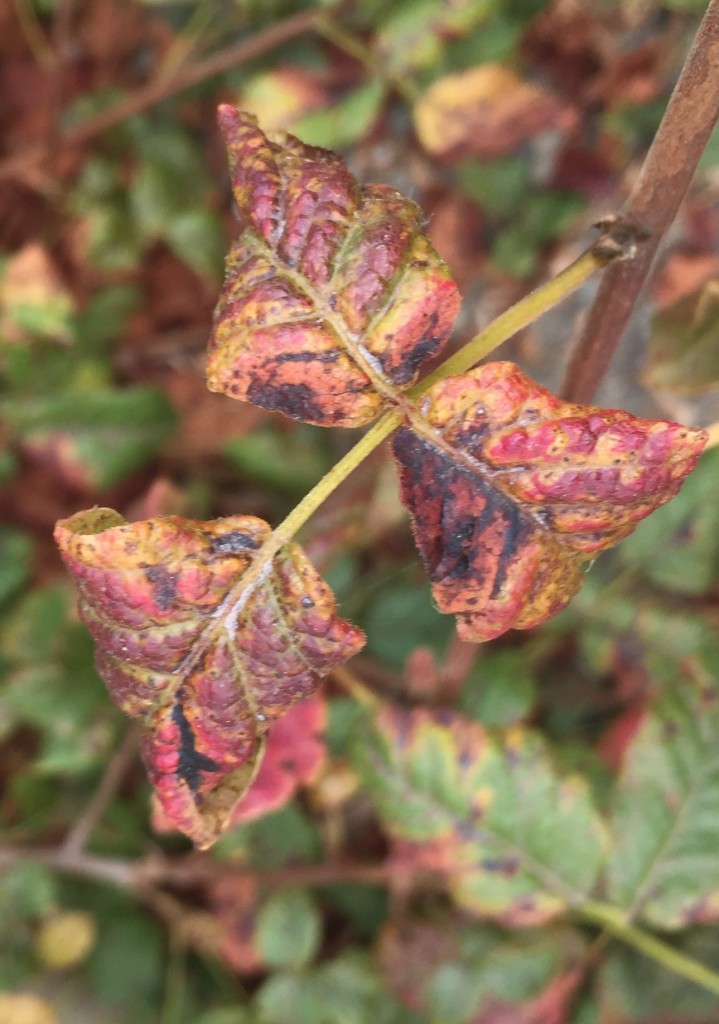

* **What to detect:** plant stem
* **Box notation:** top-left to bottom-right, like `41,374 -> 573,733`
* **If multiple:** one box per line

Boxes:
560,0 -> 719,403
270,228 -> 627,549
272,412 -> 402,542
703,421 -> 719,450
581,900 -> 719,997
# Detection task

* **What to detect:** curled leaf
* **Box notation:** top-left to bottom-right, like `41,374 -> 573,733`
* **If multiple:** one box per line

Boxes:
393,362 -> 706,642
207,106 -> 460,427
54,509 -> 364,848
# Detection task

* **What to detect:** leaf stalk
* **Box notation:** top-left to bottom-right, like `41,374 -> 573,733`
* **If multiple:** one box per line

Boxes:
580,899 -> 719,997
271,229 -> 628,548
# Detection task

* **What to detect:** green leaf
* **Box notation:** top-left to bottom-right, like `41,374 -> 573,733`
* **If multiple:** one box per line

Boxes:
643,283 -> 719,396
0,528 -> 32,605
458,649 -> 536,727
0,584 -> 114,772
0,862 -> 58,922
216,802 -> 321,867
86,906 -> 165,1009
353,707 -> 606,924
224,425 -> 330,495
362,578 -> 454,670
163,207 -> 225,282
1,386 -> 177,488
380,913 -> 584,1023
293,79 -> 385,150
196,1010 -> 255,1024
619,447 -> 719,596
597,928 -> 719,1021
456,156 -> 530,217
607,673 -> 719,929
255,889 -> 322,969
255,973 -> 319,1024
491,192 -> 585,278
74,285 -> 141,351
255,953 -> 419,1024
84,205 -> 144,271
377,0 -> 499,74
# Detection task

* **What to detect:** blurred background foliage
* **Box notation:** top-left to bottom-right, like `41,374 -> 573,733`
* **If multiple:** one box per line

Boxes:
1,1 -> 719,1022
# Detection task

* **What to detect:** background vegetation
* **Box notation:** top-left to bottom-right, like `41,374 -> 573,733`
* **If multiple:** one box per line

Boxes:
2,1 -> 719,1022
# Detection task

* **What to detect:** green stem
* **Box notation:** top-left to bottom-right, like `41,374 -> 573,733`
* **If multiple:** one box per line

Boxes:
581,899 -> 719,996
273,412 -> 401,541
272,243 -> 608,544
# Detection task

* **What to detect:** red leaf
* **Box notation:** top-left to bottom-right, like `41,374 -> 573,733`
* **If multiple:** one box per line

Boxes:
207,107 -> 460,427
151,694 -> 328,834
393,362 -> 706,642
230,693 -> 326,825
54,509 -> 363,848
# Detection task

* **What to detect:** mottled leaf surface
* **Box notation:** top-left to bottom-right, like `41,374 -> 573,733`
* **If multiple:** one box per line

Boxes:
607,673 -> 719,929
352,706 -> 605,925
393,362 -> 706,642
207,107 -> 460,427
379,916 -> 585,1023
152,694 -> 327,832
54,509 -> 363,848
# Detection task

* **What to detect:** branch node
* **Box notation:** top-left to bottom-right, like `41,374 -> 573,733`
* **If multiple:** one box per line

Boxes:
591,213 -> 652,263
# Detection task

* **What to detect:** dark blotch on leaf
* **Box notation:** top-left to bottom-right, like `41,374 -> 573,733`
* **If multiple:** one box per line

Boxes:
172,699 -> 220,795
247,379 -> 330,423
210,530 -> 260,554
145,566 -> 178,611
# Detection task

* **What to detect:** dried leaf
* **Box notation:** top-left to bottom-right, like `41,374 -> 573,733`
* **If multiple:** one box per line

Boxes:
54,509 -> 363,848
207,107 -> 460,427
393,362 -> 706,642
353,706 -> 606,925
414,64 -> 575,162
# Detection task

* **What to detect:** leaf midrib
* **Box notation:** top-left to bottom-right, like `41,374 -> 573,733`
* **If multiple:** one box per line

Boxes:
367,739 -> 595,908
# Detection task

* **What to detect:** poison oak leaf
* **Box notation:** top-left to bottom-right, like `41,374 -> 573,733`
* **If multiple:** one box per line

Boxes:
54,509 -> 364,848
393,362 -> 706,642
151,694 -> 327,833
353,706 -> 605,925
207,106 -> 460,426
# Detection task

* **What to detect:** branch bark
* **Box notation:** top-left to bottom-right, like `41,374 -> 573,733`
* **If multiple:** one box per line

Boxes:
560,0 -> 719,403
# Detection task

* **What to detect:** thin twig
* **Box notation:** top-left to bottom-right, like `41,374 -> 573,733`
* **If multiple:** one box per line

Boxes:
61,723 -> 141,857
561,0 -> 719,403
0,844 -> 423,892
0,8 -> 319,184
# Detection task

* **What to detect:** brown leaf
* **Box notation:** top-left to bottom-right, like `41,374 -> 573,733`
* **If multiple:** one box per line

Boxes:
414,64 -> 576,162
207,107 -> 460,426
393,362 -> 706,642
